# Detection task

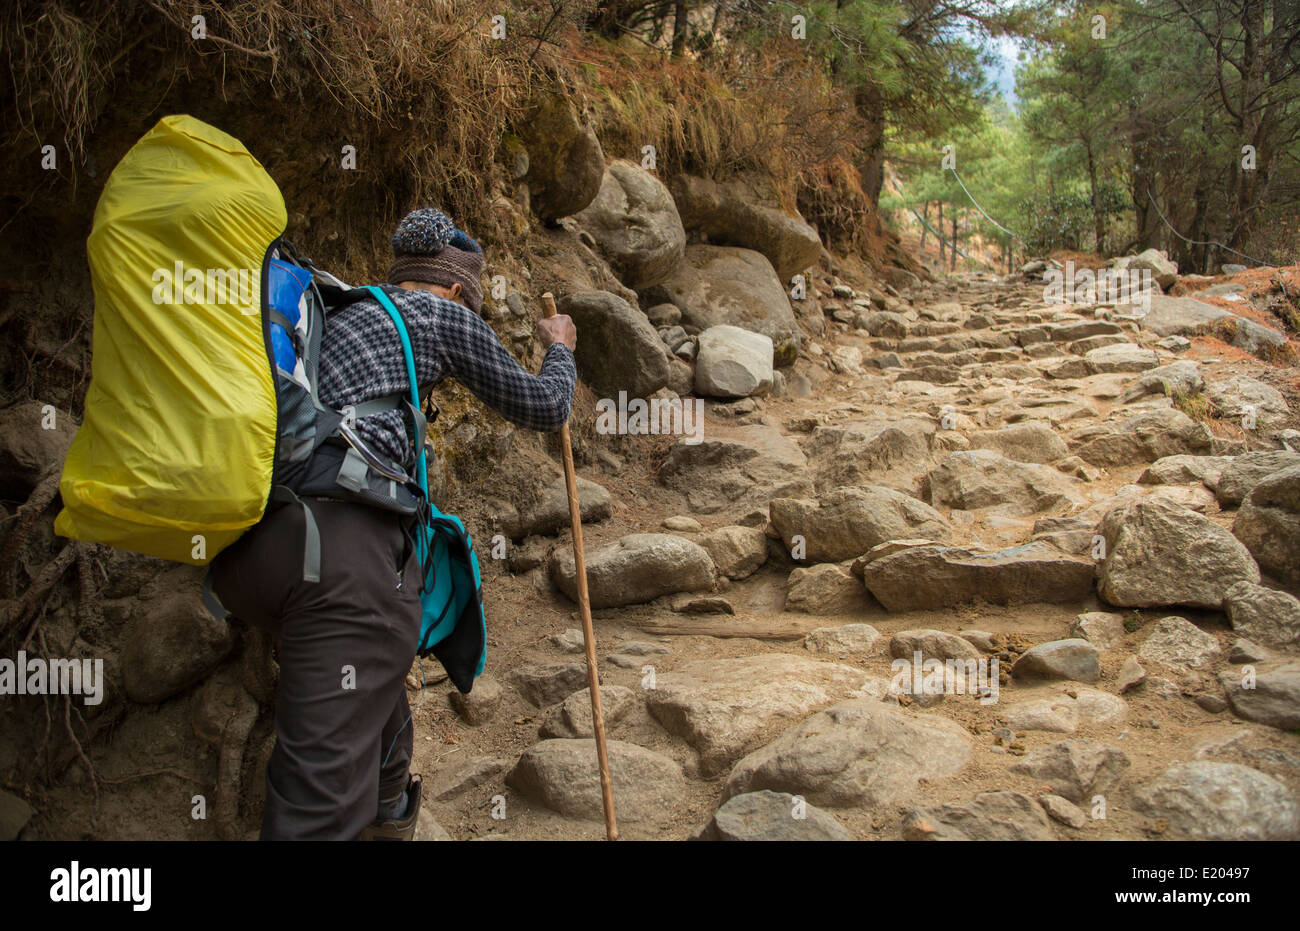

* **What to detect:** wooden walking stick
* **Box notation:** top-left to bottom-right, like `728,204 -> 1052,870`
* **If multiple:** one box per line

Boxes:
541,291 -> 618,841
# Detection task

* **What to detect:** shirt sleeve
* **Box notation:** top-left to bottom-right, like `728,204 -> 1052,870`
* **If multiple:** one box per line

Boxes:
429,298 -> 577,433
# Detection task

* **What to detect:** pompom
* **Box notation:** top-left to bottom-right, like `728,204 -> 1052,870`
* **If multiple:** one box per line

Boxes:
447,227 -> 482,254
392,208 -> 455,256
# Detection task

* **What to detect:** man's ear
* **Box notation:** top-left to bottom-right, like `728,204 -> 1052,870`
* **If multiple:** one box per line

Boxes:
449,282 -> 463,302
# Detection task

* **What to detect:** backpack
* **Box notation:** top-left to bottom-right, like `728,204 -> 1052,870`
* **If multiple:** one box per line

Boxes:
54,114 -> 486,692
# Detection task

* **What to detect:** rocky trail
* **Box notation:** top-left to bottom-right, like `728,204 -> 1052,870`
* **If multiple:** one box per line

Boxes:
387,269 -> 1300,842
10,256 -> 1300,843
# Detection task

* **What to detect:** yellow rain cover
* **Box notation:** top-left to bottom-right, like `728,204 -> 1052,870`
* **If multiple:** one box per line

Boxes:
54,115 -> 285,563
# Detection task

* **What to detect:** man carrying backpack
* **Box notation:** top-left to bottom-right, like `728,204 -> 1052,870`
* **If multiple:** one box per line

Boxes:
209,208 -> 578,841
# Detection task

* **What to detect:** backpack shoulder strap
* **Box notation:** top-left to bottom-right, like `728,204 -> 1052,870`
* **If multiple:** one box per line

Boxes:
363,285 -> 430,498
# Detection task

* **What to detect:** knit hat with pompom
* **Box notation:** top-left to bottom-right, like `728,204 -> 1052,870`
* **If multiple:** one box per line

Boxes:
386,208 -> 484,313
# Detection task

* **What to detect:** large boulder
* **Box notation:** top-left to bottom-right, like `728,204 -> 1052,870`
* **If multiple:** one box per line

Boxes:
967,421 -> 1069,464
805,418 -> 935,494
1216,451 -> 1300,506
659,424 -> 812,514
644,654 -> 876,776
1083,343 -> 1159,374
1222,580 -> 1300,647
0,400 -> 76,498
573,160 -> 686,289
557,291 -> 670,399
1135,293 -> 1228,336
769,485 -> 950,563
862,542 -> 1095,611
926,449 -> 1085,515
670,174 -> 822,281
1011,639 -> 1101,683
1131,762 -> 1299,840
693,790 -> 851,841
1118,360 -> 1204,402
516,90 -> 605,221
1204,376 -> 1289,430
903,791 -> 1056,841
1127,248 -> 1178,289
1137,616 -> 1221,672
1008,739 -> 1130,803
1071,409 -> 1213,466
697,525 -> 769,580
549,533 -> 715,608
505,473 -> 612,539
507,739 -> 685,823
1220,663 -> 1300,730
121,582 -> 235,704
724,698 -> 972,807
694,325 -> 774,398
784,564 -> 869,615
1232,464 -> 1300,586
1097,498 -> 1259,608
641,245 -> 801,364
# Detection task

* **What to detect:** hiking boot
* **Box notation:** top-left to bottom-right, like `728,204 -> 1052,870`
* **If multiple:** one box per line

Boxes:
359,775 -> 422,841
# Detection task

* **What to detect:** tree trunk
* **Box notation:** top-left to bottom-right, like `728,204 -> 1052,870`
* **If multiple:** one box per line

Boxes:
951,210 -> 959,272
937,200 -> 946,267
1084,137 -> 1104,253
671,2 -> 689,57
919,201 -> 929,250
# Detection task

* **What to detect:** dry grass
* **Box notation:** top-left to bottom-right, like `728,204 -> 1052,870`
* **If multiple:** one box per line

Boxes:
1170,387 -> 1211,422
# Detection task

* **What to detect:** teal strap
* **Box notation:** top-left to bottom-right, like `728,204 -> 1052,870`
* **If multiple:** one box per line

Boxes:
363,286 -> 429,498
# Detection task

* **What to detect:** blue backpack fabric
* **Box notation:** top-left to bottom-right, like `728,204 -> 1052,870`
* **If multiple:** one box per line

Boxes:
364,285 -> 487,693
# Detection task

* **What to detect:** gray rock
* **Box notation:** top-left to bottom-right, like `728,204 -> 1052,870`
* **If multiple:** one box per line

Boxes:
558,291 -> 670,399
0,400 -> 76,498
549,533 -> 715,608
428,756 -> 508,801
670,174 -> 822,282
770,485 -> 950,563
518,89 -> 605,220
1138,453 -> 1229,488
449,674 -> 504,725
645,654 -> 875,776
1118,655 -> 1147,693
890,629 -> 982,662
1222,264 -> 1247,275
863,542 -> 1095,611
547,629 -> 585,654
804,417 -> 935,492
725,698 -> 971,807
1216,450 -> 1300,506
1137,616 -> 1221,671
1220,663 -> 1300,730
1039,794 -> 1088,829
903,791 -> 1056,841
1118,360 -> 1204,403
1223,580 -> 1300,647
1009,738 -> 1130,803
510,663 -> 590,707
642,245 -> 801,364
697,525 -> 769,580
659,424 -> 812,514
968,421 -> 1069,463
1071,612 -> 1127,650
1002,689 -> 1127,733
927,449 -> 1085,515
1097,498 -> 1259,608
507,739 -> 686,823
693,790 -> 851,841
1205,376 -> 1290,430
508,473 -> 612,539
1136,293 -> 1229,336
121,579 -> 234,704
694,325 -> 774,399
1084,343 -> 1159,374
1012,639 -> 1101,683
1072,408 -> 1213,466
1128,248 -> 1178,288
539,685 -> 636,739
1131,762 -> 1299,840
804,624 -> 881,654
1229,638 -> 1268,664
784,563 -> 868,614
1233,464 -> 1300,586
573,160 -> 686,289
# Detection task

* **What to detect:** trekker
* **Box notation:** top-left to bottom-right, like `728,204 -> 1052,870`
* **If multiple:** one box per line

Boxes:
209,208 -> 578,840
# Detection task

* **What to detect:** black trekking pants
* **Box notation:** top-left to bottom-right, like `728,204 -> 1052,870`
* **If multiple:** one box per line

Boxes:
210,497 -> 422,840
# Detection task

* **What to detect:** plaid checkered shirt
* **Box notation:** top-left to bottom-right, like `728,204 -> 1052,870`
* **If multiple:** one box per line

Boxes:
317,286 -> 576,467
